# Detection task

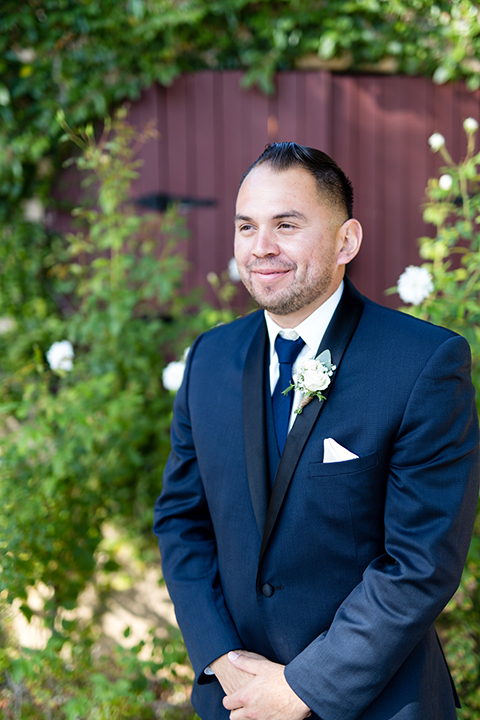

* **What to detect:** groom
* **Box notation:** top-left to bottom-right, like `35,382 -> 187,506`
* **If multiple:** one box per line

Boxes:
153,143 -> 479,720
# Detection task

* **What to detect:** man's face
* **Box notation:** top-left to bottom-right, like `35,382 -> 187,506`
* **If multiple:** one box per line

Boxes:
234,164 -> 347,326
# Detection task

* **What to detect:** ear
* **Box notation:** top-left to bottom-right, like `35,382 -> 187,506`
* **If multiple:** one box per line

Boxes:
335,219 -> 362,267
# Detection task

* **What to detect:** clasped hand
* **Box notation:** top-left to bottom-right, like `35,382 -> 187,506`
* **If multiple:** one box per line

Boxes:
210,650 -> 311,720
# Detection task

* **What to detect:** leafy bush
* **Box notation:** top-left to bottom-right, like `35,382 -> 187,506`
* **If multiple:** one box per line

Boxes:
1,110 -> 192,608
0,110 -> 236,718
0,622 -> 194,719
392,118 -> 480,718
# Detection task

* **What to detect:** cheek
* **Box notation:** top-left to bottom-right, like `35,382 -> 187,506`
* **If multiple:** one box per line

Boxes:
298,252 -> 319,272
233,238 -> 244,263
234,235 -> 256,267
309,244 -> 335,267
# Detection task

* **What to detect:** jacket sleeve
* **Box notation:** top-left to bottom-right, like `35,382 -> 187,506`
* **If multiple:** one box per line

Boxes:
284,334 -> 479,720
153,336 -> 244,682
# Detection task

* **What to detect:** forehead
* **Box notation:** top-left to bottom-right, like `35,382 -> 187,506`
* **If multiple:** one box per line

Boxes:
236,164 -> 326,217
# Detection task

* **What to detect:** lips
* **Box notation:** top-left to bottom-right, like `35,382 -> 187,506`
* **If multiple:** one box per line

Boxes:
252,268 -> 291,283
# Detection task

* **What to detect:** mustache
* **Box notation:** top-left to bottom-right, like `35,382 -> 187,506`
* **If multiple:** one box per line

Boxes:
246,259 -> 297,272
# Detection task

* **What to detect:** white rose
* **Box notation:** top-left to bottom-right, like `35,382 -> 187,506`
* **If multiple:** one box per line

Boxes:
162,360 -> 186,392
46,340 -> 74,371
0,86 -> 10,107
463,117 -> 479,133
438,174 -> 453,191
397,265 -> 434,305
15,47 -> 36,63
302,366 -> 331,393
22,198 -> 45,223
228,257 -> 241,282
0,317 -> 15,334
428,133 -> 445,152
300,358 -> 318,371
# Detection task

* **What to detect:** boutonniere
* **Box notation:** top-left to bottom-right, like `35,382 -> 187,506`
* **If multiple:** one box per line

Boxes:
283,349 -> 336,414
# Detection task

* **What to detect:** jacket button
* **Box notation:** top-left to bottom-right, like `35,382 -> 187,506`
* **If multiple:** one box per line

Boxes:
261,583 -> 274,597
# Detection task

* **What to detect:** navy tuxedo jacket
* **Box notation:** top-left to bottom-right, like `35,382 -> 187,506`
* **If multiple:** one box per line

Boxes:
154,279 -> 479,720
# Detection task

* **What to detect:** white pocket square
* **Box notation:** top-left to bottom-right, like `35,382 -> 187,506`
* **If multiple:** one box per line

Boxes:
323,438 -> 359,463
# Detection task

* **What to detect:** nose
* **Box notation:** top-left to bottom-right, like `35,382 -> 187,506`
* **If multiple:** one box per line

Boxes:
251,228 -> 280,257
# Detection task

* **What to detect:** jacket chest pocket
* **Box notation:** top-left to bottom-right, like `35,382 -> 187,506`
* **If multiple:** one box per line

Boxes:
307,451 -> 385,570
308,451 -> 382,516
309,450 -> 378,478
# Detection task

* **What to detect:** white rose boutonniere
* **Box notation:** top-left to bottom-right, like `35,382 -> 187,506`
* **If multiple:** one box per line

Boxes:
283,349 -> 336,414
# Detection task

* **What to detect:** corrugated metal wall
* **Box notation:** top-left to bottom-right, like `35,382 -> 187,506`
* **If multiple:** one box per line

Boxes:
127,71 -> 480,306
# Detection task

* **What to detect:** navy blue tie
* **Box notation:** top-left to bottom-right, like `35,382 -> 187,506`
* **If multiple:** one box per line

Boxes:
272,335 -> 305,454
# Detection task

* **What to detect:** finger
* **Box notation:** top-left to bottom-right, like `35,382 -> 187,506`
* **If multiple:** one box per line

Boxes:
228,650 -> 262,674
228,710 -> 243,720
223,691 -> 243,711
237,650 -> 268,661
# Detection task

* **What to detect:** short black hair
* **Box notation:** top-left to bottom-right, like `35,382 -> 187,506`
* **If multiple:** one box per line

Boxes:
241,142 -> 354,219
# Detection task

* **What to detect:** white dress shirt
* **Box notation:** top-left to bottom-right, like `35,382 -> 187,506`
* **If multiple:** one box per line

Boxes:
264,280 -> 343,431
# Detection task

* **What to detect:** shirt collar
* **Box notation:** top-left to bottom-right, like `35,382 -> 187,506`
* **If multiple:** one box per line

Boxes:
264,280 -> 344,359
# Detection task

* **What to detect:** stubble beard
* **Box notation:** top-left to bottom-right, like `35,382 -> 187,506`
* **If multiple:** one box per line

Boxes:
240,263 -> 335,317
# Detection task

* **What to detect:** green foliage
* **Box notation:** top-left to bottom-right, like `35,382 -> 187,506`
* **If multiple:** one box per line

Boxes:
2,1 -> 480,115
0,109 -> 235,718
396,120 -> 480,398
0,622 -> 194,719
392,119 -> 480,718
0,109 -> 233,619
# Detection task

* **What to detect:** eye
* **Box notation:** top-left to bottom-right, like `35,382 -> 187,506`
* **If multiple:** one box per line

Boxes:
278,222 -> 295,230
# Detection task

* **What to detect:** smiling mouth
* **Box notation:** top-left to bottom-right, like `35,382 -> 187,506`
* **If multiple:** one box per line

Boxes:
250,265 -> 293,276
252,269 -> 291,282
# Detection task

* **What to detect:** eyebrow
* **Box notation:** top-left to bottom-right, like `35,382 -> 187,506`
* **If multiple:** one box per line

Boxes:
234,214 -> 252,224
273,211 -> 307,221
234,210 -> 307,224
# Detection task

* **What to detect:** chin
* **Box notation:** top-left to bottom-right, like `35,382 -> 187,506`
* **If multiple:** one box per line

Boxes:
251,290 -> 285,313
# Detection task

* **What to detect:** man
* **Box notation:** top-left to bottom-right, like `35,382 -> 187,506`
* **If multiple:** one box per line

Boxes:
153,143 -> 479,720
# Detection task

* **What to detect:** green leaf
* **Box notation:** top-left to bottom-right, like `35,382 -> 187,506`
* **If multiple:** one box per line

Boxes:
19,603 -> 33,622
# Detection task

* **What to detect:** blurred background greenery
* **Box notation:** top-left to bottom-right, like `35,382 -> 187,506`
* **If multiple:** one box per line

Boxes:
1,2 -> 480,718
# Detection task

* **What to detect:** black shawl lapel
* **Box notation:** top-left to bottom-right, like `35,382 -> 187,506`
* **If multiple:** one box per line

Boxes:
242,316 -> 270,536
258,278 -> 366,565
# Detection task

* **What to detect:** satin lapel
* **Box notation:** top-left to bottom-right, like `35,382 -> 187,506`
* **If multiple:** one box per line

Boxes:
243,317 -> 270,536
258,278 -> 366,565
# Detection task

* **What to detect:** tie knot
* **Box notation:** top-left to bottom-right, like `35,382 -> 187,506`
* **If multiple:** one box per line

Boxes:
274,335 -> 305,366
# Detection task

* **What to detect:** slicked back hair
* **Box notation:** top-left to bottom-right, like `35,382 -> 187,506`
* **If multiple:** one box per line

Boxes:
240,142 -> 354,220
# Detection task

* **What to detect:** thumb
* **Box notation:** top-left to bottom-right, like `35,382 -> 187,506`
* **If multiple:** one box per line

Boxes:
228,651 -> 260,674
